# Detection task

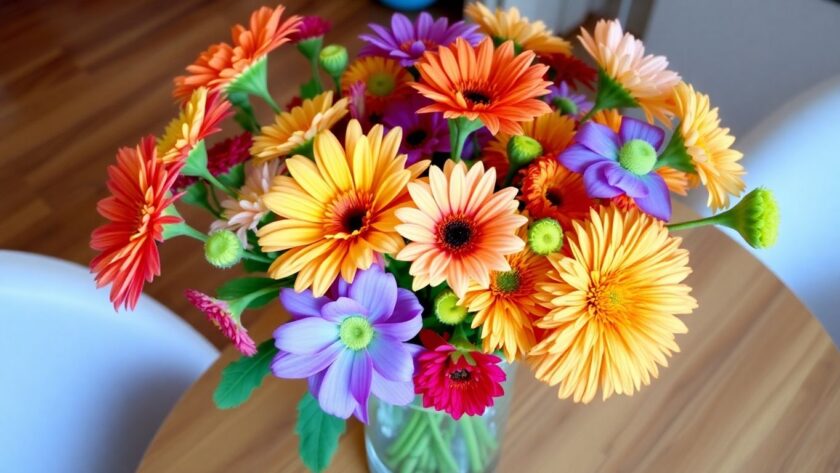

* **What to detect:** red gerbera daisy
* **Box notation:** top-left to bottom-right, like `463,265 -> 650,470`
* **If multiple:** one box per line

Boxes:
90,136 -> 183,310
413,330 -> 506,419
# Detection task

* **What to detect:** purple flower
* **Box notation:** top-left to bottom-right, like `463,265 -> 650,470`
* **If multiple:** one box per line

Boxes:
382,93 -> 450,165
272,267 -> 423,422
546,82 -> 593,118
359,12 -> 484,67
560,117 -> 672,220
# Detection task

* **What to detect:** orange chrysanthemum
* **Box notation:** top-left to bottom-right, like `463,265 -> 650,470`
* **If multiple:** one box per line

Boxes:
520,157 -> 593,230
411,37 -> 552,135
157,87 -> 232,163
341,57 -> 413,109
90,136 -> 183,310
460,233 -> 553,361
671,82 -> 745,211
592,109 -> 691,196
481,111 -> 576,184
173,5 -> 301,102
464,3 -> 572,56
258,120 -> 428,296
579,20 -> 679,123
395,160 -> 528,297
530,206 -> 697,403
250,91 -> 349,163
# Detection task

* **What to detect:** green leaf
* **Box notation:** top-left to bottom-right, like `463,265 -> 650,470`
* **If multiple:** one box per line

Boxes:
216,163 -> 245,189
656,124 -> 697,173
242,256 -> 272,273
300,78 -> 322,100
181,182 -> 216,215
295,392 -> 346,473
217,277 -> 278,300
213,340 -> 277,409
227,91 -> 260,133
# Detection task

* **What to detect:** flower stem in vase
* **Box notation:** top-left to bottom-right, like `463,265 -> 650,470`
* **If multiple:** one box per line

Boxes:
460,416 -> 484,473
427,413 -> 459,472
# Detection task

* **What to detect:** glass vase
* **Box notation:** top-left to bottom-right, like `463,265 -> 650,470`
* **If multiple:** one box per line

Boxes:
365,364 -> 516,473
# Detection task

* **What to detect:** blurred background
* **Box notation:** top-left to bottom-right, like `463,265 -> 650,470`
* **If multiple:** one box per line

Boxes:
1,0 -> 838,471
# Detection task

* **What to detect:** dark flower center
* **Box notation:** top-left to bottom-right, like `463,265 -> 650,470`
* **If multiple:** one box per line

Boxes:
342,207 -> 367,233
546,187 -> 564,207
406,129 -> 428,147
450,368 -> 471,382
463,89 -> 491,105
441,219 -> 473,249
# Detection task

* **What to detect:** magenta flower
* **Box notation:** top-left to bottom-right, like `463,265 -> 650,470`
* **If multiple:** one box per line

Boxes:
546,82 -> 592,118
289,15 -> 331,42
272,267 -> 423,422
559,117 -> 672,220
382,93 -> 450,165
359,12 -> 483,67
184,289 -> 257,356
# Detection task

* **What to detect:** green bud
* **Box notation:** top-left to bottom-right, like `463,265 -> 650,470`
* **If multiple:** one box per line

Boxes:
507,135 -> 543,168
553,97 -> 579,116
319,44 -> 349,79
722,188 -> 780,249
434,290 -> 468,325
528,218 -> 564,255
204,230 -> 244,268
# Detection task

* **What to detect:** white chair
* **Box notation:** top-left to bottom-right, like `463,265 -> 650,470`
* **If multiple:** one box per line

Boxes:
0,250 -> 218,472
679,75 -> 840,346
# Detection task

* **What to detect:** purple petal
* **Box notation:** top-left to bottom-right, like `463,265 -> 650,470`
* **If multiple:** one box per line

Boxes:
583,161 -> 624,198
280,288 -> 329,319
350,353 -> 373,422
322,297 -> 368,323
308,370 -> 325,398
575,122 -> 620,158
559,144 -> 609,173
372,289 -> 422,341
390,13 -> 414,44
408,40 -> 427,57
633,174 -> 673,221
271,342 -> 343,379
368,337 -> 413,382
416,12 -> 433,38
317,350 -> 357,419
604,165 -> 649,199
348,268 -> 397,323
371,371 -> 415,406
619,117 -> 665,150
274,317 -> 338,354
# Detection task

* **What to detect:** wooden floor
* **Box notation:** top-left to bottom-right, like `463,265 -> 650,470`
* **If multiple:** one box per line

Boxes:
0,0 -> 455,347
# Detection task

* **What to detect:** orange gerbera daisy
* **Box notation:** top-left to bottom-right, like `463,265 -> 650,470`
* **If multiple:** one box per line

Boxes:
341,57 -> 413,109
579,20 -> 679,124
671,82 -> 745,211
157,87 -> 232,163
460,231 -> 553,361
464,3 -> 571,56
90,136 -> 183,310
481,111 -> 575,184
258,120 -> 428,296
530,206 -> 697,403
411,37 -> 552,135
173,5 -> 301,102
250,91 -> 349,163
520,157 -> 593,230
593,109 -> 691,196
395,160 -> 528,297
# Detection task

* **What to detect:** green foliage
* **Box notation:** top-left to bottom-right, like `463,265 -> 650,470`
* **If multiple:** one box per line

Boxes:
213,340 -> 277,409
216,163 -> 245,189
217,277 -> 281,308
300,78 -> 322,100
181,182 -> 216,215
295,393 -> 346,473
656,125 -> 697,173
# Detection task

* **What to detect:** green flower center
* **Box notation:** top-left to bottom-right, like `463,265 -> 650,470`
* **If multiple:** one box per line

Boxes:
435,291 -> 468,325
494,270 -> 521,293
553,97 -> 578,116
204,230 -> 243,269
367,72 -> 395,97
618,139 -> 657,176
338,316 -> 374,351
528,218 -> 564,255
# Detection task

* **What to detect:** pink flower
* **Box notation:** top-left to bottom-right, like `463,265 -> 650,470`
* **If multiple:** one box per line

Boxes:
185,289 -> 257,356
413,331 -> 506,419
289,16 -> 331,42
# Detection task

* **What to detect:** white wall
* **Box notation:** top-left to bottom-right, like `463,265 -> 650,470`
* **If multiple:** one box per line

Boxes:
643,0 -> 840,136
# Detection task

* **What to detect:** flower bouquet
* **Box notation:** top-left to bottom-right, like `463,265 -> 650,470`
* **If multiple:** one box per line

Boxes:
90,3 -> 779,472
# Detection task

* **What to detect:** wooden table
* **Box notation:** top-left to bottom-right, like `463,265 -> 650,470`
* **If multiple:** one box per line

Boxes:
138,203 -> 840,473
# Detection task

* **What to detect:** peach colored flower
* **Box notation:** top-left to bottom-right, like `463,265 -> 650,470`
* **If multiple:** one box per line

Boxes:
211,160 -> 285,247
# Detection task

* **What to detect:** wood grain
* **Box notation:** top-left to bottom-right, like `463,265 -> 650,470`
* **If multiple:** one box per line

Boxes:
138,205 -> 840,473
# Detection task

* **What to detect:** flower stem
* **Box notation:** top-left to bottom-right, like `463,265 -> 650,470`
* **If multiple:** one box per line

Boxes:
428,414 -> 459,472
666,213 -> 727,232
449,117 -> 482,162
310,58 -> 324,95
241,251 -> 274,264
203,173 -> 237,198
460,416 -> 484,473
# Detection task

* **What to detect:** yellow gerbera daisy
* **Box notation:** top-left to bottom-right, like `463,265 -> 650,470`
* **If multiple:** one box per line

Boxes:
250,91 -> 348,163
671,82 -> 745,211
530,206 -> 697,403
341,57 -> 413,107
579,19 -> 679,124
465,3 -> 571,56
258,120 -> 428,296
157,87 -> 231,163
460,229 -> 553,361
